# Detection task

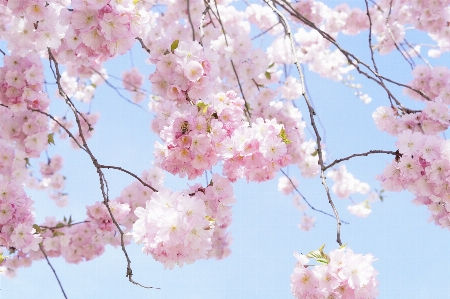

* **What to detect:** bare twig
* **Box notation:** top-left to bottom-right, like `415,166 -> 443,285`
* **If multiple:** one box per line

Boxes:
30,108 -> 86,151
324,150 -> 397,171
135,37 -> 151,54
211,0 -> 252,121
273,0 -> 432,106
251,22 -> 281,40
281,170 -> 349,224
47,48 -> 159,290
40,244 -> 68,299
99,164 -> 158,193
199,1 -> 211,45
264,0 -> 342,246
89,67 -> 149,113
187,0 -> 196,41
385,0 -> 414,70
40,221 -> 91,231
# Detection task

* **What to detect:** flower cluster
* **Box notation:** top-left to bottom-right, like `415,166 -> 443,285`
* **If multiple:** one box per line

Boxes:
291,247 -> 378,298
377,130 -> 450,228
130,174 -> 234,269
154,92 -> 244,180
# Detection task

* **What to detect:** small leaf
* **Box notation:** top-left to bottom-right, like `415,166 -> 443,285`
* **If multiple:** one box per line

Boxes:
278,127 -> 291,144
339,243 -> 347,249
55,223 -> 65,228
171,39 -> 179,53
53,231 -> 65,237
311,150 -> 318,156
268,62 -> 275,69
33,224 -> 42,234
197,102 -> 208,114
306,244 -> 330,264
264,71 -> 271,80
48,133 -> 55,145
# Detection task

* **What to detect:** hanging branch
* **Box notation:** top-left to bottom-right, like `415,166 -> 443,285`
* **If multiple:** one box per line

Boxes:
187,0 -> 196,41
263,0 -> 342,246
384,0 -> 414,70
40,244 -> 68,299
47,48 -> 159,290
210,0 -> 252,121
281,170 -> 349,224
273,0 -> 431,107
89,67 -> 150,114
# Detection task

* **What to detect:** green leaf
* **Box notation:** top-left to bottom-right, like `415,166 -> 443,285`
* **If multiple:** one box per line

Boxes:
55,223 -> 65,228
339,243 -> 347,249
306,244 -> 330,264
171,39 -> 179,53
311,150 -> 318,156
268,62 -> 275,69
197,102 -> 208,114
264,71 -> 271,80
48,133 -> 55,145
33,224 -> 42,234
278,127 -> 291,144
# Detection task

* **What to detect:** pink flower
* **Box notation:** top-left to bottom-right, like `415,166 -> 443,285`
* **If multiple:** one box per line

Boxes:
184,61 -> 204,82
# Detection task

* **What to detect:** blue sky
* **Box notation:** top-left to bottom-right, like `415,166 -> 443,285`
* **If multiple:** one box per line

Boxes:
2,1 -> 450,298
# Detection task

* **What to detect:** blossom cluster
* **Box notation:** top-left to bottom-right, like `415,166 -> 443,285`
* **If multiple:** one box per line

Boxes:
377,130 -> 450,228
0,167 -> 164,276
130,174 -> 234,269
291,247 -> 379,298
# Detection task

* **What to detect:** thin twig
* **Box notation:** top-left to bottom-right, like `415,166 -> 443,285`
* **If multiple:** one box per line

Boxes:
385,0 -> 413,70
47,48 -> 158,290
40,244 -> 68,299
89,67 -> 149,114
264,0 -> 342,246
211,0 -> 252,121
135,37 -> 151,54
99,164 -> 158,193
187,0 -> 196,41
324,150 -> 397,171
281,170 -> 349,224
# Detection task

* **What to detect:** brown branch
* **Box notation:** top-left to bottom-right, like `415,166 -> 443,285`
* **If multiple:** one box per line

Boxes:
280,170 -> 349,224
187,0 -> 196,41
30,108 -> 86,151
39,244 -> 68,299
89,67 -> 149,114
324,150 -> 397,171
40,221 -> 91,231
273,0 -> 432,107
251,22 -> 281,40
364,0 -> 379,75
47,48 -> 158,290
264,1 -> 341,246
385,0 -> 413,70
211,0 -> 252,121
135,37 -> 151,54
199,1 -> 211,45
99,164 -> 158,193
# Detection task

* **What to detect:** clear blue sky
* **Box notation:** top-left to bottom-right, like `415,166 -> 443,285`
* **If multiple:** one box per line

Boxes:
1,1 -> 450,298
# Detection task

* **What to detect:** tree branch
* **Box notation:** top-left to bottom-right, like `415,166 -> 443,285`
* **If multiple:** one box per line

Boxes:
324,150 -> 398,171
40,244 -> 68,299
